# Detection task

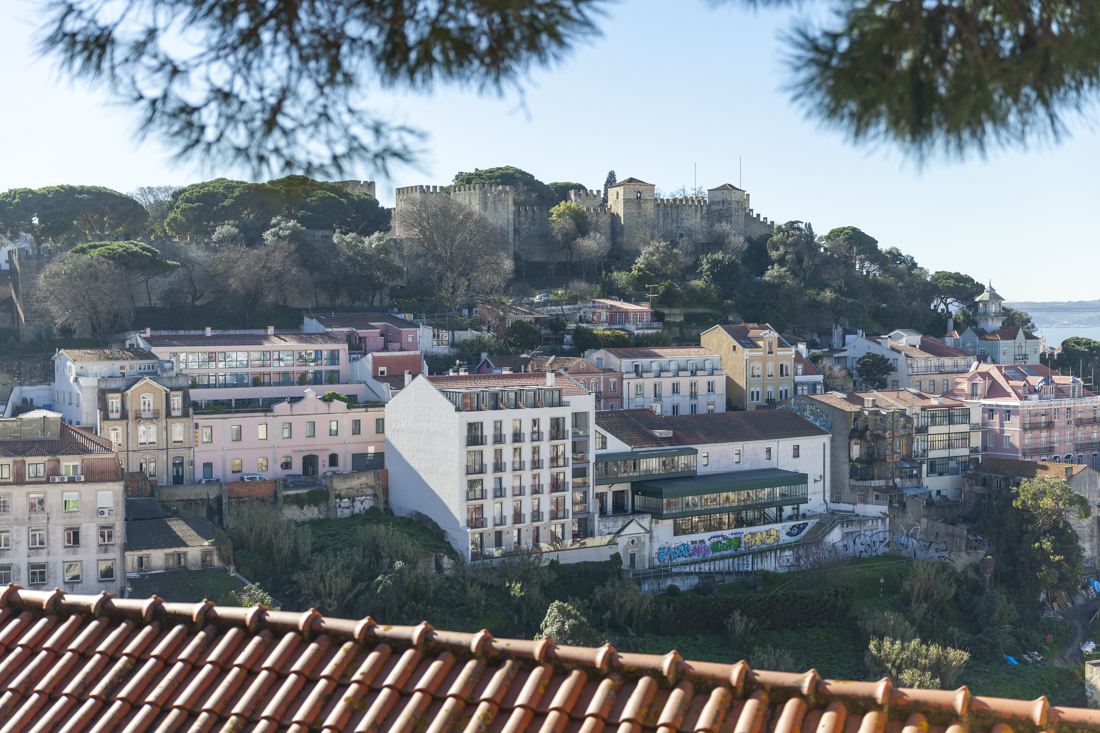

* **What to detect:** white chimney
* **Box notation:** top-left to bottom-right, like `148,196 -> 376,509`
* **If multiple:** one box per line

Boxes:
546,371 -> 555,387
204,326 -> 212,337
144,327 -> 151,337
267,326 -> 275,335
404,370 -> 412,386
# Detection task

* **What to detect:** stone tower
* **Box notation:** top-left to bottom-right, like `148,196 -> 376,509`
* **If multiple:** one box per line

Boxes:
606,178 -> 656,250
705,183 -> 749,237
974,284 -> 1006,332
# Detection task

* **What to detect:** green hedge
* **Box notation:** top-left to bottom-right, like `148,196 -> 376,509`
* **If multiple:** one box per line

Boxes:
671,585 -> 855,633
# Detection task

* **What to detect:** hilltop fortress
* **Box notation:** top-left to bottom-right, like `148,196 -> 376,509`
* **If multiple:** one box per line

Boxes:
393,176 -> 776,254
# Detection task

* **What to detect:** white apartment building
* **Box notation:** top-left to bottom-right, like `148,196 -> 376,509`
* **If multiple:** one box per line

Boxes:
53,348 -> 167,427
585,347 -> 725,415
386,372 -> 597,561
592,409 -> 831,570
0,411 -> 125,593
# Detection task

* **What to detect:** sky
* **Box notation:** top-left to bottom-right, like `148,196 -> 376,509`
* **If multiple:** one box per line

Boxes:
1,0 -> 1097,303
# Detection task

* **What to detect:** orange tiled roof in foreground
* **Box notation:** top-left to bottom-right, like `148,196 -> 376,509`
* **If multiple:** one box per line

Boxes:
0,588 -> 1094,733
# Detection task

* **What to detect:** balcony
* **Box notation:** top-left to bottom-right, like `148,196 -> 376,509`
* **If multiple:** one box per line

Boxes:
512,432 -> 525,443
850,478 -> 891,488
493,434 -> 506,445
531,459 -> 544,470
467,517 -> 485,529
1077,416 -> 1100,426
493,516 -> 507,527
512,461 -> 526,472
572,504 -> 589,515
466,464 -> 486,476
530,483 -> 543,495
512,484 -> 525,497
493,486 -> 506,499
970,423 -> 981,431
549,431 -> 568,441
138,409 -> 160,420
493,462 -> 507,473
1023,420 -> 1055,431
549,507 -> 570,521
531,511 -> 544,522
572,477 -> 590,489
466,435 -> 486,447
550,481 -> 568,493
550,456 -> 570,469
1076,441 -> 1100,452
106,410 -> 127,420
1022,445 -> 1057,457
466,490 -> 485,502
571,427 -> 589,437
531,431 -> 544,441
571,453 -> 589,464
969,446 -> 983,455
512,513 -> 525,525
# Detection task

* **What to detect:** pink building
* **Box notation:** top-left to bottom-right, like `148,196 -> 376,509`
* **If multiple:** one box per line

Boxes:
192,389 -> 386,480
302,313 -> 422,354
945,363 -> 1100,468
125,327 -> 366,409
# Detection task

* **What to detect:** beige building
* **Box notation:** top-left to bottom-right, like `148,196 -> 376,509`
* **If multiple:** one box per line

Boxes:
100,377 -> 193,486
701,324 -> 795,410
586,346 -> 725,415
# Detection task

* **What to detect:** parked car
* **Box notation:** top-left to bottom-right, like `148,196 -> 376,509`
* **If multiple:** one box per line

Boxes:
321,470 -> 346,478
197,478 -> 219,485
239,474 -> 266,481
533,293 -> 550,303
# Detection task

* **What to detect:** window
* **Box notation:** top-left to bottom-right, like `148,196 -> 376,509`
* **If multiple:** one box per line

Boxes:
0,566 -> 10,584
1003,435 -> 1012,448
690,403 -> 698,414
29,564 -> 46,585
352,419 -> 361,436
99,526 -> 114,544
28,463 -> 45,479
231,459 -> 243,473
707,402 -> 715,413
64,562 -> 81,584
988,433 -> 995,447
750,363 -> 761,378
595,432 -> 606,450
172,424 -> 184,444
139,458 -> 157,477
65,527 -> 80,547
0,531 -> 9,549
988,409 -> 995,421
750,388 -> 760,403
734,450 -> 741,464
108,396 -> 121,416
702,452 -> 709,467
98,560 -> 115,581
257,423 -> 268,440
328,453 -> 339,468
281,456 -> 292,470
97,491 -> 114,513
634,383 -> 644,396
282,422 -> 292,439
140,394 -> 153,414
306,422 -> 316,438
671,382 -> 680,395
779,362 -> 790,377
171,393 -> 182,415
29,528 -> 46,548
201,426 -> 213,443
329,420 -> 339,436
376,418 -> 385,434
257,457 -> 269,472
1004,410 -> 1012,422
707,380 -> 715,394
943,380 -> 949,393
793,445 -> 800,458
609,378 -> 617,393
765,447 -> 772,461
231,425 -> 242,442
28,494 -> 45,513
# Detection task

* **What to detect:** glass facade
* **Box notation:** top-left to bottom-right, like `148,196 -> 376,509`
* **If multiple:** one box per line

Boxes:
633,482 -> 807,517
594,450 -> 697,484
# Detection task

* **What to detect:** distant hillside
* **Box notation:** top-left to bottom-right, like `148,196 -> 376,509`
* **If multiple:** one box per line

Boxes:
1005,300 -> 1100,329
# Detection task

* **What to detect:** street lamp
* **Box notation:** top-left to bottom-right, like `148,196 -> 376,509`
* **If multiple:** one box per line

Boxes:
879,576 -> 884,598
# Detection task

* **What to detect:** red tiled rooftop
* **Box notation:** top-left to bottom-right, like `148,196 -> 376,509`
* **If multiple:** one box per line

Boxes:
0,587 -> 1093,733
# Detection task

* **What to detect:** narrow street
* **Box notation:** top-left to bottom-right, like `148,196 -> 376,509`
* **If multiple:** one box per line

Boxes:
1055,599 -> 1100,668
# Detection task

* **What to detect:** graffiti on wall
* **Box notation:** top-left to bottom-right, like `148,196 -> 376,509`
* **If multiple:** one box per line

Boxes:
653,521 -> 816,565
336,495 -> 376,519
837,529 -> 892,558
789,397 -> 831,429
893,525 -> 954,563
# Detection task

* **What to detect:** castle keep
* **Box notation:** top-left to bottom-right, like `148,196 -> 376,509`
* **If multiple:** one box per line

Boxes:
393,176 -> 776,255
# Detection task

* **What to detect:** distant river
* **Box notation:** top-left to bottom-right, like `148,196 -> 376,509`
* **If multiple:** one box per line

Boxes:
1035,327 -> 1100,349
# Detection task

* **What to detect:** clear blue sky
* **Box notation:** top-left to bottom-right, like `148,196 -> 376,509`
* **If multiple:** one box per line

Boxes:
1,0 -> 1096,302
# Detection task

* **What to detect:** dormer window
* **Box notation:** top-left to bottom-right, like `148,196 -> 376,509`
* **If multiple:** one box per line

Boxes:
767,340 -> 774,355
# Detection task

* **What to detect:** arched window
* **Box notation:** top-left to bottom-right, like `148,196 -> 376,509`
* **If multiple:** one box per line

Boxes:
257,457 -> 269,472
328,453 -> 339,468
108,427 -> 121,448
230,459 -> 242,473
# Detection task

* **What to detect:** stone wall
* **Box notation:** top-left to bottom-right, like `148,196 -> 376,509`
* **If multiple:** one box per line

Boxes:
0,361 -> 53,387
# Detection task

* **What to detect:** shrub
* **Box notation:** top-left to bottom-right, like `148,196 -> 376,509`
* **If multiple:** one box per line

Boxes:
749,644 -> 797,672
901,561 -> 958,622
223,582 -> 277,609
593,578 -> 653,632
666,584 -> 681,596
672,585 -> 855,633
230,504 -> 311,576
536,601 -> 600,646
866,637 -> 970,689
856,608 -> 915,643
725,610 -> 758,653
695,579 -> 718,597
298,373 -> 308,385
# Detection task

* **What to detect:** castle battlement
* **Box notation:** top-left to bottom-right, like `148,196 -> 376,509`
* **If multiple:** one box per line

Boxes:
451,184 -> 514,193
395,185 -> 446,195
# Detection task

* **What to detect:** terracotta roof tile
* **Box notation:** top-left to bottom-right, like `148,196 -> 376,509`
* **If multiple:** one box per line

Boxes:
974,457 -> 1090,479
0,587 -> 1095,733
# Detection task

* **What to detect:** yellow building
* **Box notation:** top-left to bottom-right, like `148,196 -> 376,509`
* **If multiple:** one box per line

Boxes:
701,324 -> 795,410
99,378 -> 193,486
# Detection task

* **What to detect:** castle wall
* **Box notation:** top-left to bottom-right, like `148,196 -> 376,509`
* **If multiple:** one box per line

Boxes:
654,198 -> 708,246
449,185 -> 516,254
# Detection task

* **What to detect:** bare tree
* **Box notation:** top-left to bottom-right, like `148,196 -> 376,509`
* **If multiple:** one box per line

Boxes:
211,243 -> 305,327
154,238 -> 216,312
712,222 -> 748,262
39,253 -> 133,345
550,217 -> 579,277
573,232 -> 610,280
131,185 -> 180,234
814,360 -> 855,393
396,196 -> 510,324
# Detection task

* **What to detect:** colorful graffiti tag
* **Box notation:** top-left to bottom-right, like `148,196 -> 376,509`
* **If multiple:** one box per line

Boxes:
653,521 -> 817,565
788,397 -> 831,429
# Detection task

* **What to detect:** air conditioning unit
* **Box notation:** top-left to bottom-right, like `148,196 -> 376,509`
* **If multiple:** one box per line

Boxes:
74,475 -> 85,482
49,476 -> 63,483
97,507 -> 110,518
